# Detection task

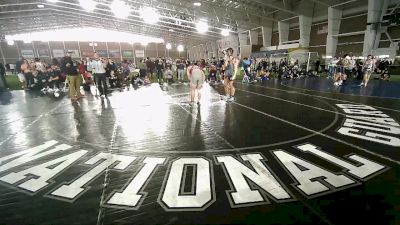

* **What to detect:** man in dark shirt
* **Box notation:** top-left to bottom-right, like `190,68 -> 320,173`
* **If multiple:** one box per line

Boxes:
155,58 -> 164,83
16,58 -> 23,74
261,59 -> 268,71
146,57 -> 155,78
315,60 -> 321,73
61,50 -> 81,101
177,60 -> 186,81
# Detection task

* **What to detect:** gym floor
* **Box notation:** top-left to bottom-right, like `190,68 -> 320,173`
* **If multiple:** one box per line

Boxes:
0,78 -> 399,225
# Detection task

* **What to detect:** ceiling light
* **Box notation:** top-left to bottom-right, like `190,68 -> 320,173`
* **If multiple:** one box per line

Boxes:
221,28 -> 230,36
7,40 -> 14,45
140,7 -> 160,24
141,42 -> 148,46
169,29 -> 174,32
166,43 -> 172,50
46,0 -> 58,3
193,2 -> 202,6
111,0 -> 130,19
6,28 -> 164,44
177,45 -> 184,52
37,4 -> 45,8
196,21 -> 208,34
80,0 -> 96,12
23,39 -> 32,44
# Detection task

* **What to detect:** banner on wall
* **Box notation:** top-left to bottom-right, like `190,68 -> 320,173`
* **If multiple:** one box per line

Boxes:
122,50 -> 133,58
109,50 -> 121,58
135,50 -> 145,58
38,49 -> 50,57
67,50 -> 80,58
81,50 -> 94,58
21,50 -> 35,58
53,49 -> 65,58
97,50 -> 108,58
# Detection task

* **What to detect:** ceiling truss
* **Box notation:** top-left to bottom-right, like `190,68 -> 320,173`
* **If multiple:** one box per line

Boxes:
0,0 -> 367,45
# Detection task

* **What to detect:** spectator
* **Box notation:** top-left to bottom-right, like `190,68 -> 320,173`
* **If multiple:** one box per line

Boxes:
208,64 -> 218,83
79,60 -> 86,76
121,60 -> 130,78
328,57 -> 338,78
61,50 -> 82,101
242,57 -> 251,77
177,59 -> 186,82
172,60 -> 177,78
262,59 -> 268,71
354,60 -> 364,80
155,57 -> 164,83
21,60 -> 34,89
44,66 -> 61,92
16,58 -> 24,74
137,59 -> 147,78
315,59 -> 321,73
88,52 -> 108,98
146,57 -> 155,78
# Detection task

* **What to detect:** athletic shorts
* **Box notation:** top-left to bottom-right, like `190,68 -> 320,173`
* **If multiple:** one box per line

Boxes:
191,74 -> 204,86
225,76 -> 234,81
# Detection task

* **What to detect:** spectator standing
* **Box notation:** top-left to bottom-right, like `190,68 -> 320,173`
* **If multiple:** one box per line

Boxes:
88,52 -> 108,97
86,57 -> 93,75
16,58 -> 24,74
79,60 -> 86,76
328,57 -> 338,78
155,58 -> 164,83
137,59 -> 147,78
146,57 -> 154,78
172,60 -> 177,79
121,60 -> 130,78
177,59 -> 186,82
315,60 -> 321,73
61,50 -> 82,101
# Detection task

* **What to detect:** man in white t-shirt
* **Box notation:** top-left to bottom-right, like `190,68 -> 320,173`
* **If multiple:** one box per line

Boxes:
88,52 -> 108,97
